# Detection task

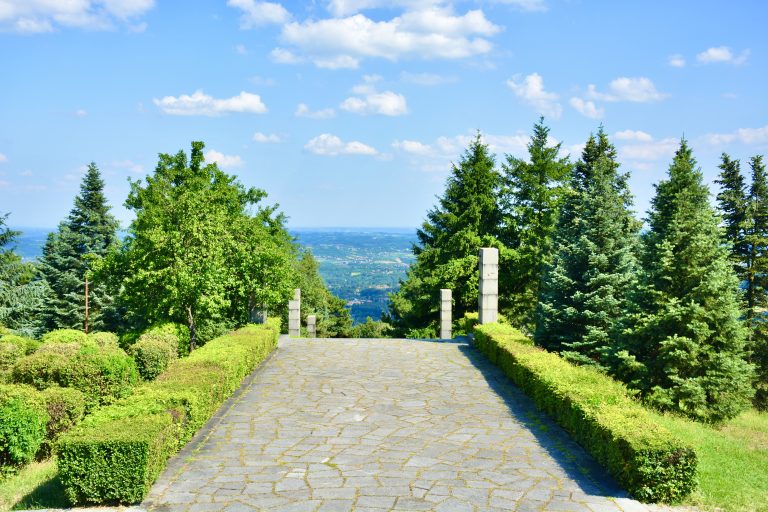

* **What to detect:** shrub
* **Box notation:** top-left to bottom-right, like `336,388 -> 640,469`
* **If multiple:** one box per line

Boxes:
0,343 -> 23,373
88,332 -> 120,350
11,347 -> 138,410
1,334 -> 40,355
473,323 -> 697,503
0,384 -> 48,474
130,338 -> 177,381
40,386 -> 86,442
57,319 -> 280,504
37,342 -> 82,357
41,329 -> 88,345
142,323 -> 190,357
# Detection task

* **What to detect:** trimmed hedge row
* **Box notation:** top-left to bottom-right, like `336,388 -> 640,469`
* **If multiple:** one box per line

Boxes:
57,319 -> 281,505
473,322 -> 697,503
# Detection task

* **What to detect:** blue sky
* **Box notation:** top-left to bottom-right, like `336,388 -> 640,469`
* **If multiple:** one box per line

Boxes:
0,0 -> 766,229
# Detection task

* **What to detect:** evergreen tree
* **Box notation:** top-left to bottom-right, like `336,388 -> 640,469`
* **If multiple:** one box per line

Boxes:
0,214 -> 47,336
499,118 -> 571,331
535,128 -> 640,371
37,163 -> 120,332
386,134 -> 506,336
746,155 -> 768,408
715,153 -> 748,275
634,140 -> 753,422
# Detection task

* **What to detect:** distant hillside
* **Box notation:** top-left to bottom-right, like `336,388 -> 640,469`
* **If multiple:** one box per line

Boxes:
11,226 -> 416,324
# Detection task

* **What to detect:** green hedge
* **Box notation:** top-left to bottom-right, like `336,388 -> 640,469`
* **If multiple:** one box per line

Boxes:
41,329 -> 89,345
0,384 -> 48,474
0,334 -> 40,355
130,337 -> 177,381
473,323 -> 697,503
57,319 -> 280,505
87,332 -> 120,350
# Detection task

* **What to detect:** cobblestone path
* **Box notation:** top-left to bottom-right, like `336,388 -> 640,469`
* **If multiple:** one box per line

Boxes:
143,338 -> 667,512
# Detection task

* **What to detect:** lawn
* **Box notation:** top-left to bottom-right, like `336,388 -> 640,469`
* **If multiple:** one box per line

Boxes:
657,409 -> 768,512
0,459 -> 68,511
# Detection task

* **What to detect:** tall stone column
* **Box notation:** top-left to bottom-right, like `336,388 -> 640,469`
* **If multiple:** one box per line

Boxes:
440,289 -> 452,339
307,315 -> 317,338
478,248 -> 499,324
288,288 -> 301,337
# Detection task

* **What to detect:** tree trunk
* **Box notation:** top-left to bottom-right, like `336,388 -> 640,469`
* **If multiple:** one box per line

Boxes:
187,306 -> 197,351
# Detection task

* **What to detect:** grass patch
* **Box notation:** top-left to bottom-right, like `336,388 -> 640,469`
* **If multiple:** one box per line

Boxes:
0,459 -> 68,511
657,409 -> 768,512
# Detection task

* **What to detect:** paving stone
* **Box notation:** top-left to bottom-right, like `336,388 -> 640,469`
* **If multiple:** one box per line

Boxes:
142,338 -> 676,512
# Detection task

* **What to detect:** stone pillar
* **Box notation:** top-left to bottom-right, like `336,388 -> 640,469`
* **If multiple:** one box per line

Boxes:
478,248 -> 499,324
307,315 -> 317,338
288,288 -> 301,337
440,289 -> 452,339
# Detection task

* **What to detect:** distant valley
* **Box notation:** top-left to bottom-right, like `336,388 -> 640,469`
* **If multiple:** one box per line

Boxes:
11,227 -> 416,325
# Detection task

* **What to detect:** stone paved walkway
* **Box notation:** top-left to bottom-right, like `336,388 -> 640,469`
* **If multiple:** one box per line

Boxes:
143,337 -> 672,512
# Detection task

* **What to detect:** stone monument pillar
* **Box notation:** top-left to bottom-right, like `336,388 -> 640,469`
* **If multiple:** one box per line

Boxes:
478,248 -> 499,324
288,288 -> 301,337
307,315 -> 317,338
440,289 -> 452,339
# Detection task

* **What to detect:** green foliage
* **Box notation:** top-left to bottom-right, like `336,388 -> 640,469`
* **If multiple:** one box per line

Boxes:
293,250 -> 352,337
10,346 -> 137,411
388,133 -> 507,335
348,317 -> 391,338
1,334 -> 40,355
474,323 -> 697,503
0,214 -> 47,338
57,321 -> 280,505
453,312 -> 478,337
536,129 -> 640,371
0,385 -> 48,474
38,386 -> 85,456
41,329 -> 88,345
129,338 -> 177,381
499,118 -> 571,330
37,164 -> 120,333
87,331 -> 119,350
0,343 -> 23,376
630,140 -> 754,423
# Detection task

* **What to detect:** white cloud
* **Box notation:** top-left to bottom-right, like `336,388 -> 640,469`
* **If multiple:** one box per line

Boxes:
235,44 -> 247,55
305,134 -> 377,156
569,97 -> 603,119
614,130 -> 653,142
495,0 -> 547,12
340,82 -> 408,116
75,108 -> 87,117
620,138 -> 678,161
253,132 -> 283,143
276,7 -> 501,68
392,139 -> 432,155
506,73 -> 562,119
586,77 -> 667,103
250,75 -> 276,86
227,0 -> 291,27
111,160 -> 144,174
153,90 -> 267,116
0,153 -> 7,163
703,125 -> 768,146
270,47 -> 304,64
0,0 -> 155,32
295,103 -> 336,119
696,46 -> 750,65
400,71 -> 457,86
668,54 -> 685,68
205,150 -> 243,168
19,170 -> 32,176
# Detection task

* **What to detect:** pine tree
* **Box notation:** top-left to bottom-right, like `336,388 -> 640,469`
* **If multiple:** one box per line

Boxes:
535,128 -> 640,371
499,118 -> 571,331
715,153 -> 748,275
635,140 -> 753,422
38,163 -> 120,332
386,133 -> 506,335
746,155 -> 768,408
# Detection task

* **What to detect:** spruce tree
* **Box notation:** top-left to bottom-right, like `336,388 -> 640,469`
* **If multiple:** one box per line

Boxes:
535,128 -> 640,371
715,153 -> 748,276
635,140 -> 753,422
746,155 -> 768,408
38,163 -> 120,332
387,134 -> 505,335
499,118 -> 571,331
